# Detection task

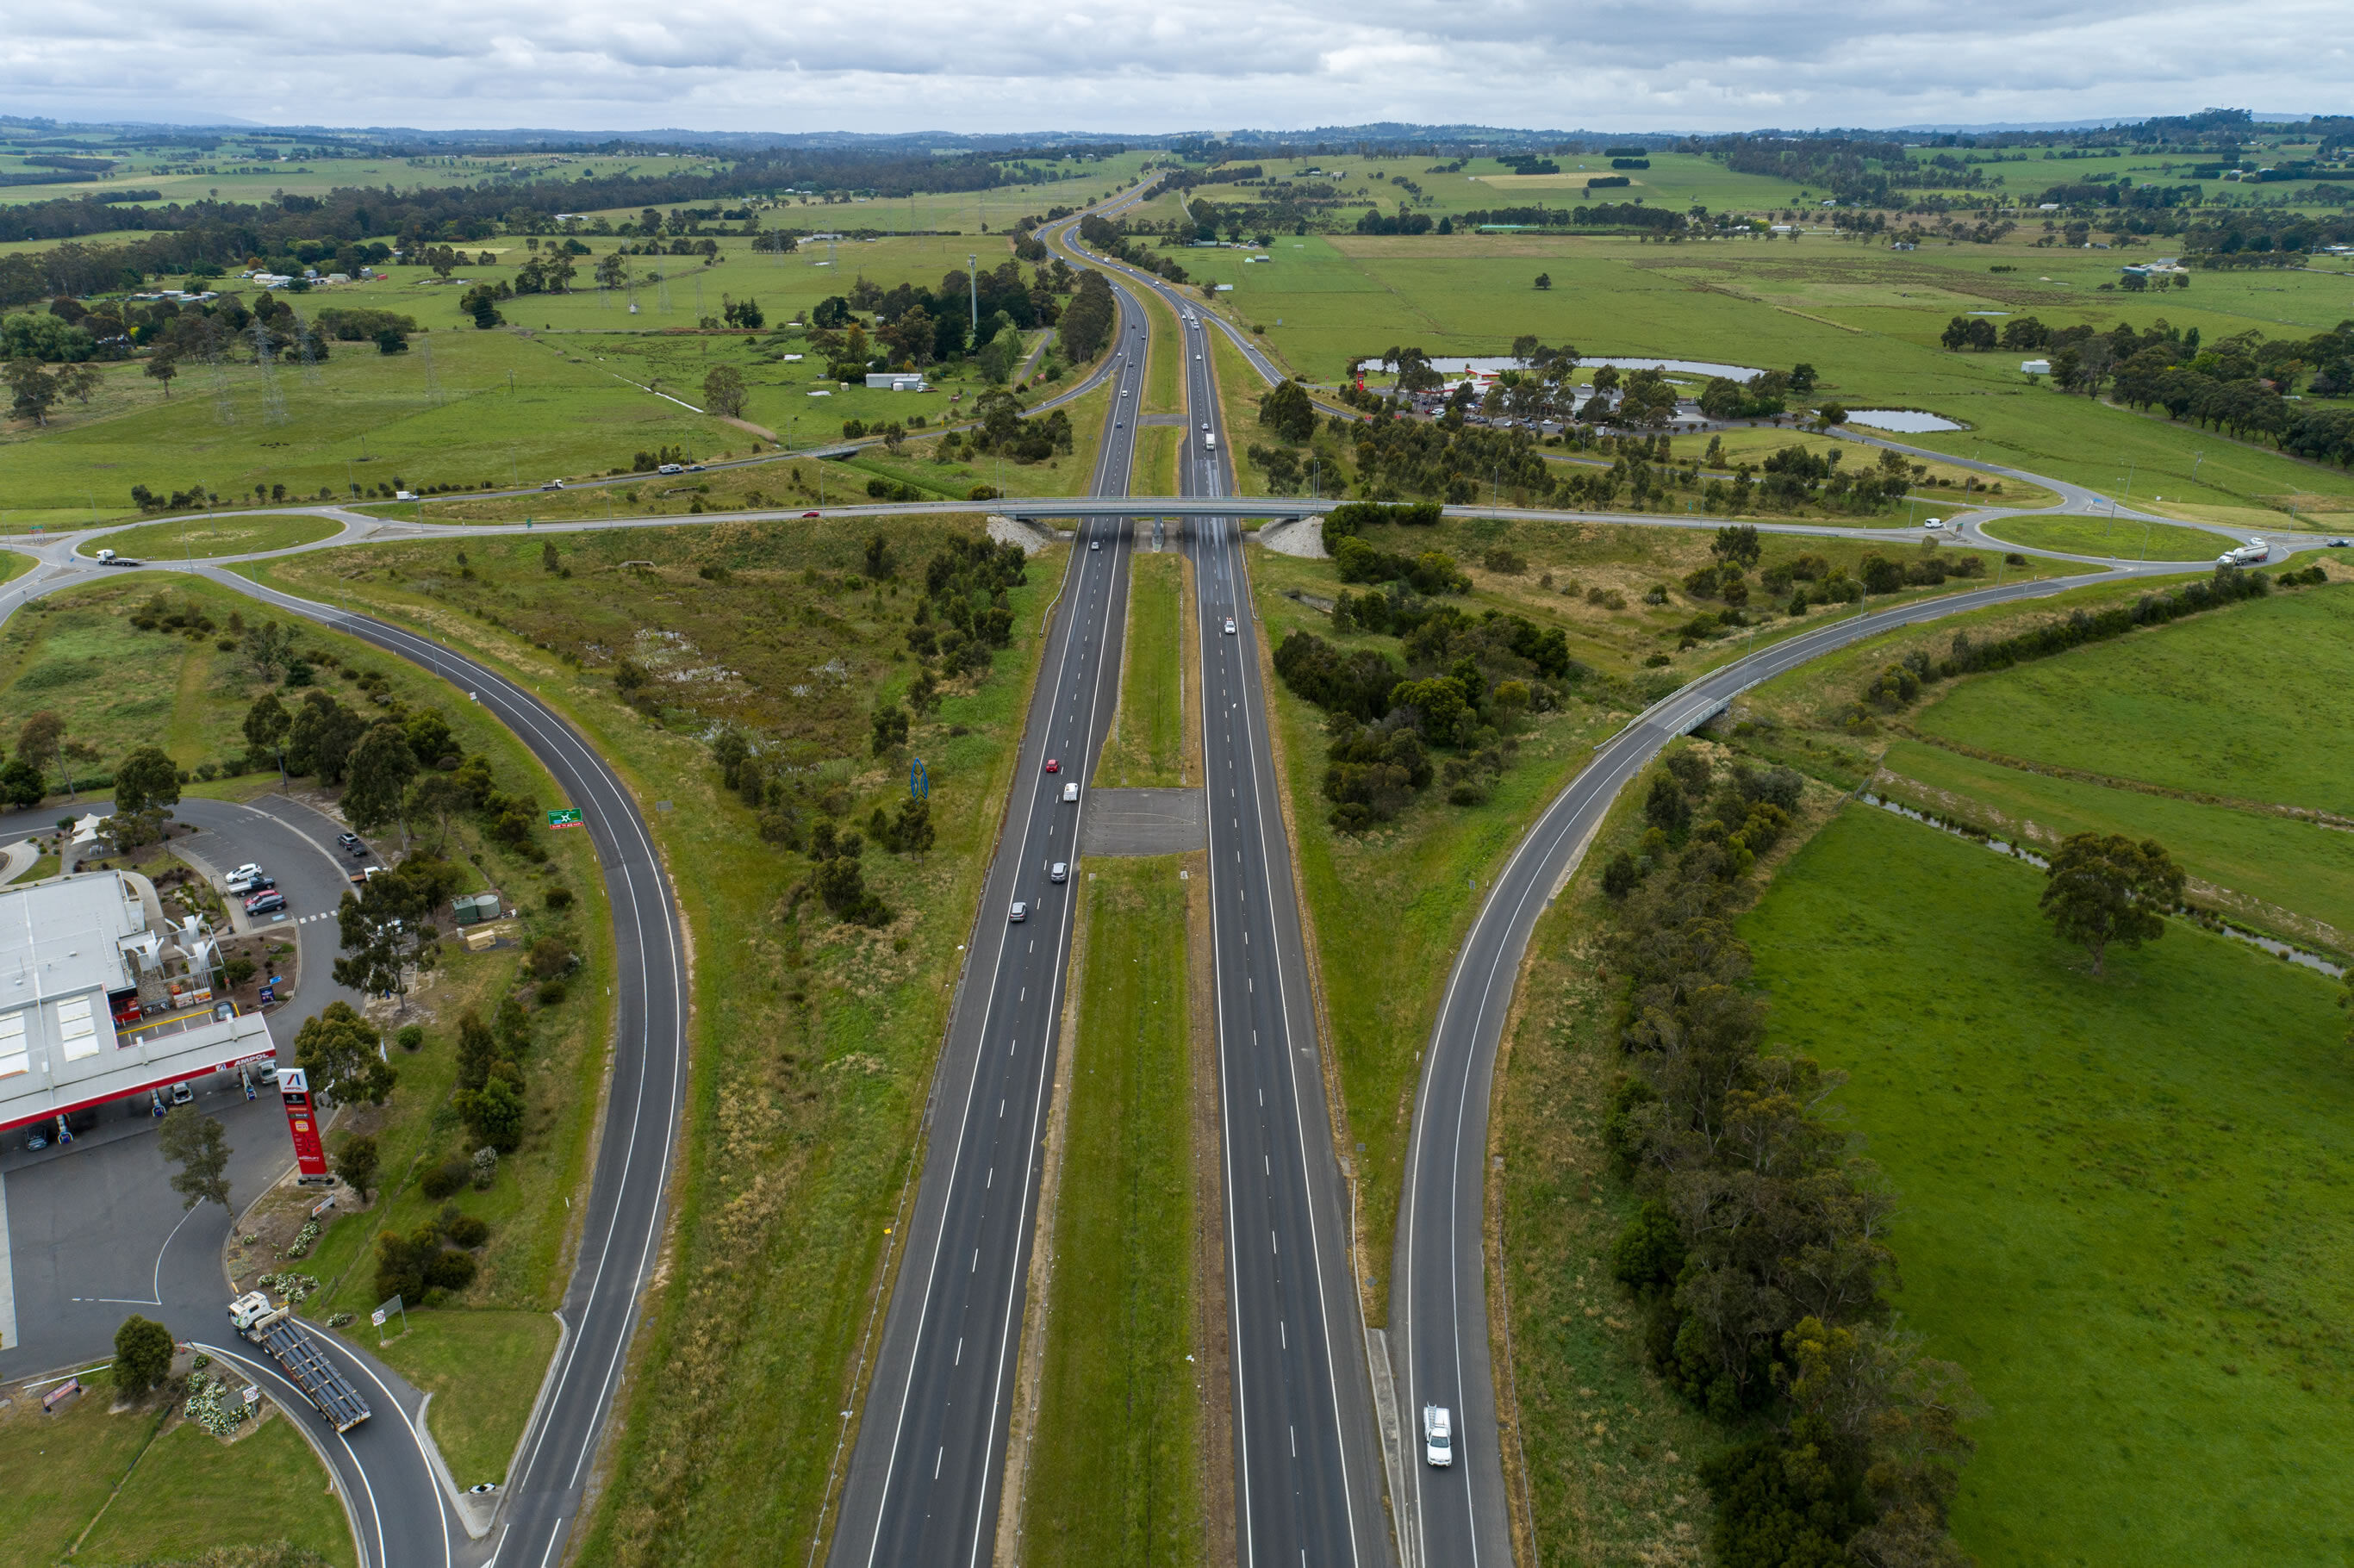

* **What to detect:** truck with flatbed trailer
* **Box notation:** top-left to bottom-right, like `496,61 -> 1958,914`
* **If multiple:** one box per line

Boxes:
227,1291 -> 371,1432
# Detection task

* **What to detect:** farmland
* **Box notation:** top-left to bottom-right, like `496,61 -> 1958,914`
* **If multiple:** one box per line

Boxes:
1741,804 -> 2354,1566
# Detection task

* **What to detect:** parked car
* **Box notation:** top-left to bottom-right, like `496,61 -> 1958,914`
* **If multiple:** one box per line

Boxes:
169,1082 -> 194,1106
244,890 -> 287,916
226,867 -> 270,893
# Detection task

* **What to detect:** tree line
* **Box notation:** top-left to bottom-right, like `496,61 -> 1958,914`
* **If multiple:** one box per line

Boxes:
1596,747 -> 1985,1568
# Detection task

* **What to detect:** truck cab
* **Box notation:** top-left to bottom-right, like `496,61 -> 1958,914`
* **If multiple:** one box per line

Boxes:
227,1291 -> 279,1334
1423,1403 -> 1453,1467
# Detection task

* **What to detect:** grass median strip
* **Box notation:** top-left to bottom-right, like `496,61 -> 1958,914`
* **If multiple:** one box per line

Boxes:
1023,857 -> 1204,1568
1096,550 -> 1186,787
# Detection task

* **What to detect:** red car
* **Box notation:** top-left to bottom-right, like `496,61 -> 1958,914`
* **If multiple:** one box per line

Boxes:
801,510 -> 821,518
1043,758 -> 1060,774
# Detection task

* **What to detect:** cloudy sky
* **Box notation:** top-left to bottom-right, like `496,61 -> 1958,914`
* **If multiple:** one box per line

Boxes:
7,0 -> 2348,134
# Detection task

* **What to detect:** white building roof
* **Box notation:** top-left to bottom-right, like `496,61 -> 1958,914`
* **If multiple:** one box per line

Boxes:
1,872 -> 271,1133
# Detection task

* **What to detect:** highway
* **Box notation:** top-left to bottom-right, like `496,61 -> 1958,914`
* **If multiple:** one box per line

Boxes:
1178,312 -> 1392,1567
825,220 -> 1155,1568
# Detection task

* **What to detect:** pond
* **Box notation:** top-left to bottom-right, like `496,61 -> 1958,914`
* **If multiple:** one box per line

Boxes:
1844,409 -> 1965,433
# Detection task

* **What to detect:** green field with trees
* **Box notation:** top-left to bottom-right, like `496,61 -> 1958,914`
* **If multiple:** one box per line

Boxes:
1741,803 -> 2354,1565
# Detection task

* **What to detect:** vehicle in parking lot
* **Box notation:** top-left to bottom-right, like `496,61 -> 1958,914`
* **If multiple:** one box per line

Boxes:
1009,901 -> 1028,923
1050,862 -> 1068,883
170,1082 -> 194,1106
1062,782 -> 1079,803
226,866 -> 271,893
245,890 -> 287,915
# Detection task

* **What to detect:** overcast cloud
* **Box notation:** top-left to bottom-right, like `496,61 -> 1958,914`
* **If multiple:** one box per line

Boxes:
4,0 -> 2348,134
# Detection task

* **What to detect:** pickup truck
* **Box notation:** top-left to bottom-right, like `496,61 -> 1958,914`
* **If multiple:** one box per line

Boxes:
1423,1403 -> 1453,1467
226,1291 -> 371,1432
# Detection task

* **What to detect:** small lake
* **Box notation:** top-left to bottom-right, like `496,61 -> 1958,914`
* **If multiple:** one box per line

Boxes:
1413,355 -> 1763,380
1845,409 -> 1965,433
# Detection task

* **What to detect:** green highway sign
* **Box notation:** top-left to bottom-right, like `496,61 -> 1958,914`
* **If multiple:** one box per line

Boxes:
547,808 -> 583,830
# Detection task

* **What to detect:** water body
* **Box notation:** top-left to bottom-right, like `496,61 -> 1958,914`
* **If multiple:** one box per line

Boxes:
1845,408 -> 1965,433
1414,354 -> 1763,380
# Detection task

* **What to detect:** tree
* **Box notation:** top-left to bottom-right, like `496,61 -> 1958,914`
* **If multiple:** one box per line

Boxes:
2040,832 -> 2184,974
404,771 -> 466,854
1258,379 -> 1316,445
17,710 -> 61,784
144,352 -> 178,397
113,1315 -> 176,1395
242,619 -> 294,681
541,539 -> 561,573
702,364 -> 747,419
159,1105 -> 233,1210
294,1000 -> 397,1104
1711,524 -> 1763,570
0,756 -> 40,808
112,745 -> 180,817
1535,272 -> 1552,290
341,721 -> 420,837
863,532 -> 896,580
871,700 -> 910,756
287,692 -> 366,785
245,691 -> 292,784
333,856 -> 460,1012
5,357 -> 59,424
334,1134 -> 380,1202
458,285 -> 504,329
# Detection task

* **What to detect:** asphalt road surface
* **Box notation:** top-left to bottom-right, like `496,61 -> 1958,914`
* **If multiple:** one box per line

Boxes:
827,232 -> 1153,1568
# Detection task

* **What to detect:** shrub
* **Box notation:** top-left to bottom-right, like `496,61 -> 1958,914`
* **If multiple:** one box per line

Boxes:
544,887 -> 574,912
445,1213 -> 490,1248
395,1024 -> 425,1052
419,1156 -> 468,1201
426,1248 -> 479,1292
114,1314 -> 176,1395
538,980 -> 568,1006
470,1146 -> 499,1189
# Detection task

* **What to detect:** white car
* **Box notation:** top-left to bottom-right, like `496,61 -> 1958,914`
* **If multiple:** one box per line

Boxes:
1050,862 -> 1068,883
1009,901 -> 1028,923
225,865 -> 269,893
1090,540 -> 1100,551
1922,517 -> 1944,531
1062,782 -> 1079,803
1423,1404 -> 1453,1467
1224,617 -> 1237,635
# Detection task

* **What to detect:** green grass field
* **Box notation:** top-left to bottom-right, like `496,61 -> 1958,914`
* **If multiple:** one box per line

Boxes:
0,551 -> 29,584
1913,582 -> 2354,816
1977,513 -> 2234,560
1876,737 -> 2354,944
73,1409 -> 355,1567
80,513 -> 343,559
1741,804 -> 2354,1566
254,515 -> 1057,1568
0,1372 -> 352,1568
1024,856 -> 1203,1568
1097,551 -> 1186,787
1205,229 -> 2354,519
346,1310 -> 560,1487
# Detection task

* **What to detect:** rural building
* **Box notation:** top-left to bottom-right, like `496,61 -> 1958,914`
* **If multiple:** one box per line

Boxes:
2021,358 -> 2052,375
0,871 -> 272,1140
864,372 -> 926,391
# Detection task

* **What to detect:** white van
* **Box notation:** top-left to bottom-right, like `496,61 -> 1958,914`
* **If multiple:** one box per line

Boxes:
1423,1404 -> 1453,1467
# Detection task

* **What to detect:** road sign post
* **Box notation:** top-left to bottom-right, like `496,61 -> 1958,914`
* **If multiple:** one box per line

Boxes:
372,1295 -> 408,1343
546,808 -> 583,831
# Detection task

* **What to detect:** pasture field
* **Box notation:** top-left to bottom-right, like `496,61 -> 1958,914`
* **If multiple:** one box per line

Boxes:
72,1408 -> 356,1567
1741,803 -> 2354,1567
1023,856 -> 1205,1568
252,514 -> 1059,1568
1874,737 -> 2354,945
1911,580 -> 2354,816
1976,513 -> 2239,559
1205,231 -> 2354,515
77,512 -> 341,558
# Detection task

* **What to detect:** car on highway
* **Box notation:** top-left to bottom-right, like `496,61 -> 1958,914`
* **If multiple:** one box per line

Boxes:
1090,540 -> 1100,551
1009,901 -> 1028,923
2331,538 -> 2351,548
658,463 -> 685,475
1050,862 -> 1068,883
1062,782 -> 1079,803
802,510 -> 821,518
244,890 -> 287,916
1224,617 -> 1237,634
1044,757 -> 1060,774
1423,1403 -> 1453,1467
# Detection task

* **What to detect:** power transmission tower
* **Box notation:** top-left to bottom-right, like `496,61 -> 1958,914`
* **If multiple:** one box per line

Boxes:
296,324 -> 324,388
207,350 -> 236,426
657,274 -> 672,314
420,338 -> 443,406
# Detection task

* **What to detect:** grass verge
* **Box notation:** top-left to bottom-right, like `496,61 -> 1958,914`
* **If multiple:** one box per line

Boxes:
1976,513 -> 2231,561
79,513 -> 344,561
361,1310 -> 562,1488
1023,856 -> 1203,1568
1096,551 -> 1186,787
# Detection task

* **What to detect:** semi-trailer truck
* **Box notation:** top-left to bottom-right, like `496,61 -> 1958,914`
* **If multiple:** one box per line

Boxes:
2218,538 -> 2269,567
227,1291 -> 371,1432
